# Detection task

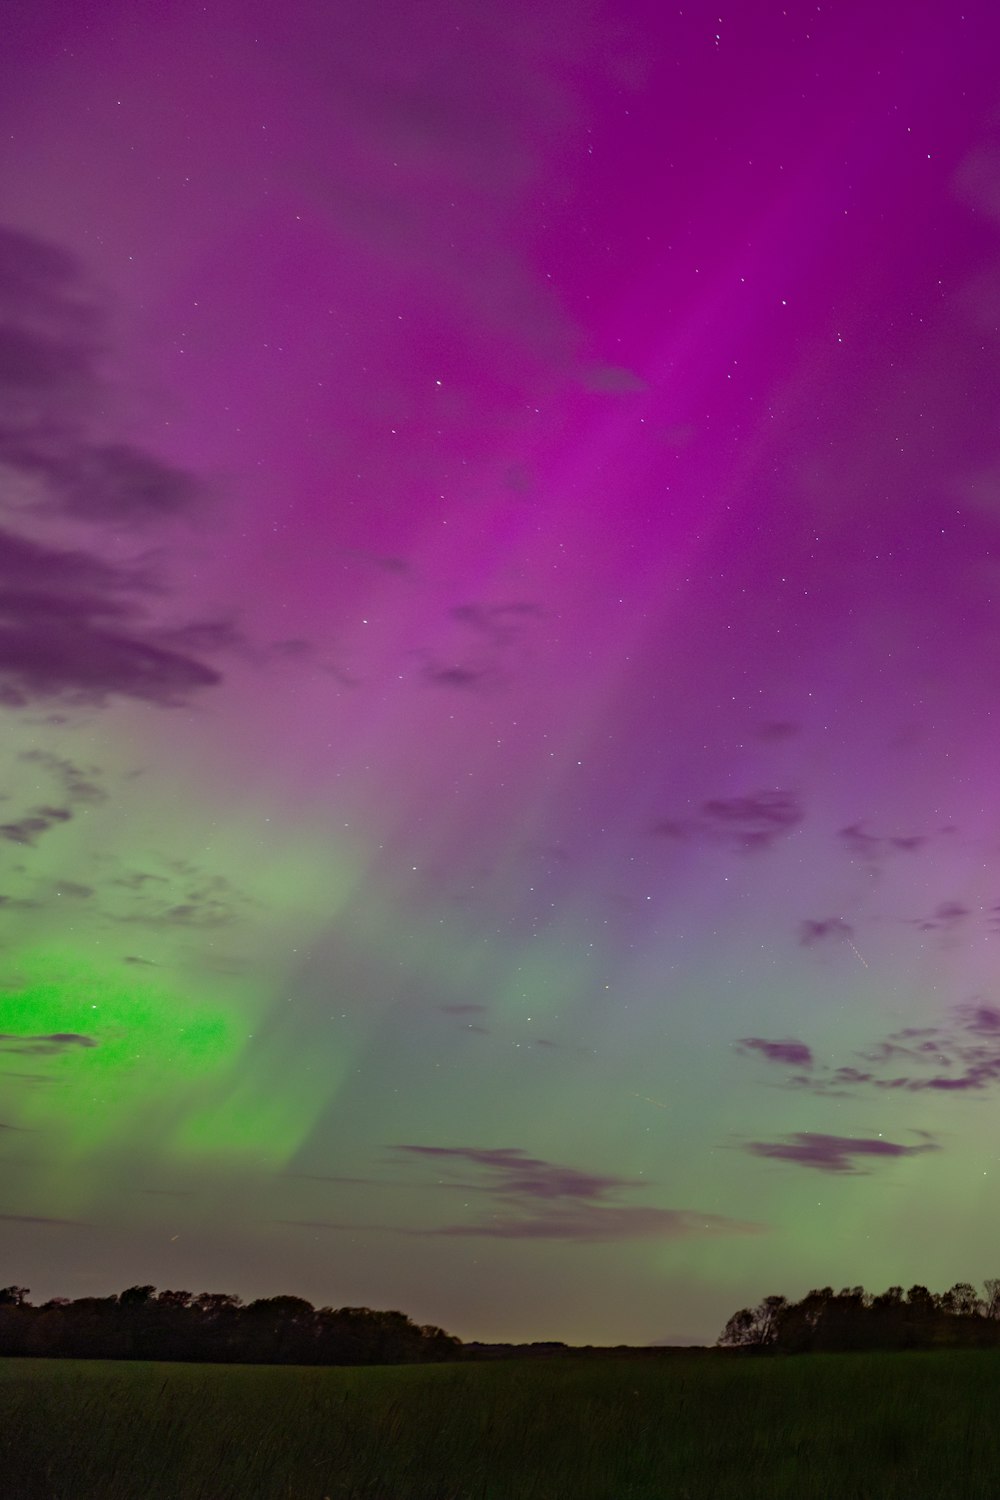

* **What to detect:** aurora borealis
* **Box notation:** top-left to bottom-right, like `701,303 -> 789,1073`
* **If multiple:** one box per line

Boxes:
3,0 -> 1000,1347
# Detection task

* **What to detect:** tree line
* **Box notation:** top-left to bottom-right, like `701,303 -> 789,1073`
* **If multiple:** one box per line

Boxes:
0,1285 -> 462,1365
718,1280 -> 1000,1353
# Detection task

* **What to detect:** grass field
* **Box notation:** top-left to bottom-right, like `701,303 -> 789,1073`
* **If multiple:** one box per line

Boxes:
4,1349 -> 1000,1499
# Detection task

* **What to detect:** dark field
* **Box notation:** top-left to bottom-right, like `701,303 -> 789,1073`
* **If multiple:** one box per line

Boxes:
4,1350 -> 1000,1499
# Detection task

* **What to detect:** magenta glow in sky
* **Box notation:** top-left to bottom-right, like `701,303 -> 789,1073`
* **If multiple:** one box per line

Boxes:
3,0 -> 1000,1344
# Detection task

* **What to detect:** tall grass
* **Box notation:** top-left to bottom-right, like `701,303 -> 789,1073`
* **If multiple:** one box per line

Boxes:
3,1349 -> 1000,1498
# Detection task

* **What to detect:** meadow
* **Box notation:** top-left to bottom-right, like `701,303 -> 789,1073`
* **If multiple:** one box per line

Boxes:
4,1349 -> 1000,1499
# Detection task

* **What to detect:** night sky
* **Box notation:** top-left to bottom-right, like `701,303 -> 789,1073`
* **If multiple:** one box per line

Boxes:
3,0 -> 1000,1347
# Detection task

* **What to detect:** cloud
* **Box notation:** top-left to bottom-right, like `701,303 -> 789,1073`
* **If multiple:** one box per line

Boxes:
390,1142 -> 761,1241
799,917 -> 853,947
18,750 -> 105,805
837,822 -> 931,869
738,1037 -> 813,1068
652,790 -> 802,853
429,1205 -> 761,1241
54,442 -> 199,523
0,541 -> 222,707
394,1143 -> 638,1200
961,1002 -> 1000,1035
103,863 -> 257,930
701,791 -> 802,850
741,1001 -> 1000,1099
0,225 -> 226,710
0,1031 -> 98,1056
0,227 -> 199,524
744,1131 -> 939,1175
438,1003 -> 487,1015
914,900 -> 971,933
0,807 -> 71,845
419,601 -> 545,690
423,662 -> 502,690
0,752 -> 108,851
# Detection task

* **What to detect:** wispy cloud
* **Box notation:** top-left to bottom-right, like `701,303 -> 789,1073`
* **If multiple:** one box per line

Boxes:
744,1131 -> 939,1174
738,1037 -> 813,1068
0,225 -> 229,710
652,789 -> 802,853
799,916 -> 853,947
737,1001 -> 1000,1098
0,1031 -> 97,1056
418,600 -> 545,691
389,1143 -> 763,1241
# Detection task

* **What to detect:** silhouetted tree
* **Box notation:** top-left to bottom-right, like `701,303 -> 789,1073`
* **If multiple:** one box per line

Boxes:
940,1282 -> 983,1317
0,1284 -> 463,1366
718,1294 -> 787,1348
721,1278 -> 1000,1354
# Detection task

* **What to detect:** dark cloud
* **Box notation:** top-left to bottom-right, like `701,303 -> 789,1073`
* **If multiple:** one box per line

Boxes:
419,601 -> 544,690
0,227 -> 199,523
738,1037 -> 813,1068
0,559 -> 222,708
103,865 -> 256,930
747,1001 -> 1000,1099
799,916 -> 853,947
0,225 -> 227,710
745,1131 -> 939,1175
0,751 -> 108,850
649,818 -> 692,841
914,900 -> 972,933
52,880 -> 92,899
18,750 -> 105,805
838,822 -> 931,868
450,601 -> 544,641
394,1143 -> 637,1201
0,808 -> 71,845
0,1031 -> 97,1056
701,791 -> 802,850
390,1142 -> 761,1241
438,1003 -> 487,1015
961,1002 -> 1000,1035
122,954 -> 159,966
153,618 -> 245,657
56,442 -> 199,522
423,662 -> 501,690
652,790 -> 802,853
